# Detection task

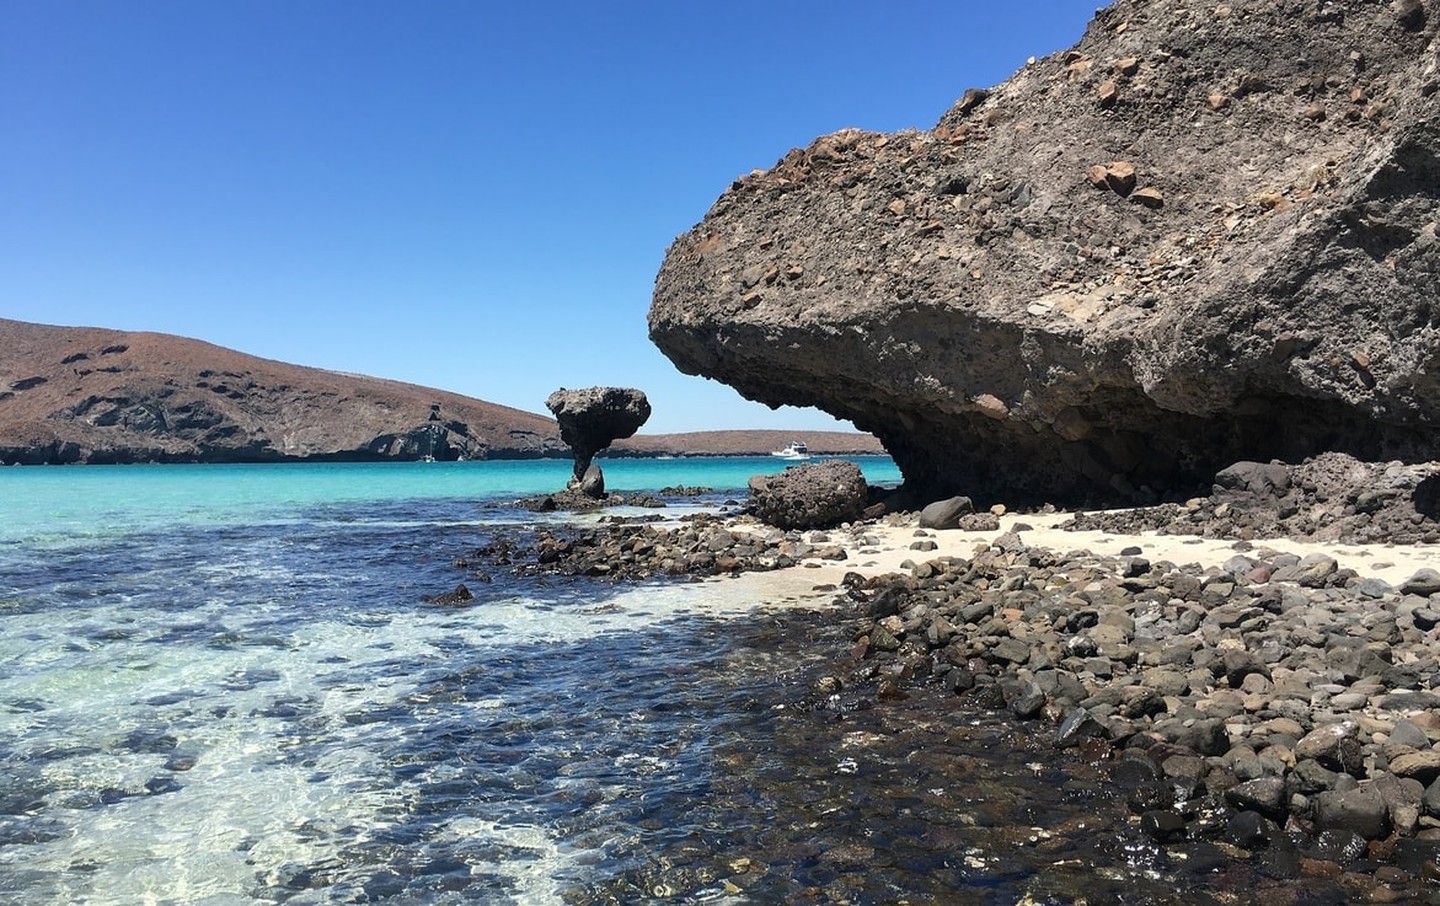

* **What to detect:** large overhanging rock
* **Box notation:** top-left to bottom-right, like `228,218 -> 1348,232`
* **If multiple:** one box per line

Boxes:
649,0 -> 1440,505
545,387 -> 651,491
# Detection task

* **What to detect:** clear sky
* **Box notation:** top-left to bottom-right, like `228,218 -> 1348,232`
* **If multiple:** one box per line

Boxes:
2,1 -> 1097,434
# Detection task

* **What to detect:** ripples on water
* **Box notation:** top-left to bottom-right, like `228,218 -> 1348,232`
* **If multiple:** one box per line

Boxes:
0,488 -> 1389,904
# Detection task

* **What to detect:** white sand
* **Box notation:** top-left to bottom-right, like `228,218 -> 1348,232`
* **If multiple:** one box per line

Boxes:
744,511 -> 1440,591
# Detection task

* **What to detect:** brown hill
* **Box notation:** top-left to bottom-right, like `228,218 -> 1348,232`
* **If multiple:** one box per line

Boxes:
0,318 -> 564,464
0,319 -> 886,464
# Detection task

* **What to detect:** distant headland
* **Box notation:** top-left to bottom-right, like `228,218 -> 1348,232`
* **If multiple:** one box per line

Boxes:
0,318 -> 882,465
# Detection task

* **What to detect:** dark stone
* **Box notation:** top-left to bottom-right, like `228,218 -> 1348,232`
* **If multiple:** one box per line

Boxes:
918,495 -> 975,529
1372,773 -> 1424,836
956,513 -> 1002,531
1225,776 -> 1289,822
1292,758 -> 1342,794
1001,677 -> 1046,719
164,754 -> 197,772
1226,810 -> 1278,849
1313,786 -> 1390,840
424,584 -> 474,606
1413,606 -> 1440,631
579,464 -> 605,498
1141,809 -> 1187,842
1121,556 -> 1151,578
1391,837 -> 1440,877
1221,649 -> 1271,687
945,668 -> 977,694
144,776 -> 182,795
990,638 -> 1032,665
1054,707 -> 1107,748
1425,776 -> 1440,817
1214,461 -> 1291,498
1306,828 -> 1369,862
1110,755 -> 1161,785
1154,717 -> 1230,756
120,729 -> 179,754
1400,568 -> 1440,596
1391,718 -> 1432,750
1128,779 -> 1177,815
1295,722 -> 1364,775
1395,0 -> 1427,30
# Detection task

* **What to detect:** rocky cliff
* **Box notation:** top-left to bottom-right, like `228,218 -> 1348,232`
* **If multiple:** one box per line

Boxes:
650,0 -> 1440,504
0,319 -> 565,463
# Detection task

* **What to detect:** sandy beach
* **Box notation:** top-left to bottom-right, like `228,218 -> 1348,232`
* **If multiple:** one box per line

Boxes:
778,510 -> 1440,590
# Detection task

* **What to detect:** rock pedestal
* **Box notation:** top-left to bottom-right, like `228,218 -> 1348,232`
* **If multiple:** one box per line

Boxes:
545,387 -> 651,498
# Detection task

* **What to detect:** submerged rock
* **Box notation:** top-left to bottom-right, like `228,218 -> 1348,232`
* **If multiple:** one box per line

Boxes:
649,0 -> 1440,504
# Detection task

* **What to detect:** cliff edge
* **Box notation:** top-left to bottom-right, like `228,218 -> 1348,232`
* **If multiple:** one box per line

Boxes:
650,0 -> 1440,504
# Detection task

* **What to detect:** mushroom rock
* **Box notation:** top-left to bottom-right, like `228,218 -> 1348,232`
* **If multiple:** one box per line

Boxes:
544,387 -> 651,495
648,0 -> 1440,505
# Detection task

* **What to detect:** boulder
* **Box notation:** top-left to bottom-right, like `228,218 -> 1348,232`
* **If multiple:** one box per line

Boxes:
748,460 -> 868,529
649,0 -> 1440,504
1214,461 -> 1292,498
1312,786 -> 1390,840
918,495 -> 975,529
1296,722 -> 1364,775
579,464 -> 606,498
1400,568 -> 1440,596
1224,776 -> 1289,823
545,387 -> 651,493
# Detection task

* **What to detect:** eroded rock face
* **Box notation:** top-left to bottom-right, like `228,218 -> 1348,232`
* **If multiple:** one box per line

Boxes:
748,460 -> 868,529
650,0 -> 1440,504
545,387 -> 651,488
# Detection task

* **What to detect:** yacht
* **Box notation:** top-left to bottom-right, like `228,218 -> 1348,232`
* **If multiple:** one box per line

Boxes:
771,441 -> 810,460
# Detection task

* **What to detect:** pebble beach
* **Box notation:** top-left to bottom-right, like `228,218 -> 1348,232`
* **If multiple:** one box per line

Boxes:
517,495 -> 1440,901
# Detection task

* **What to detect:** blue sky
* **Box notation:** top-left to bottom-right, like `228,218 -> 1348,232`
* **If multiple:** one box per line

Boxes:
2,1 -> 1096,433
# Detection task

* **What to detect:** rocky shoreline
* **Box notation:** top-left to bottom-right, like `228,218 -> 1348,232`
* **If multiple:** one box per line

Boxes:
461,490 -> 1440,898
834,524 -> 1440,894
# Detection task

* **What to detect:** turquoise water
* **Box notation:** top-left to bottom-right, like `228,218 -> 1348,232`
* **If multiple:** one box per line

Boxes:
1,457 -> 914,904
0,457 -> 1349,903
0,456 -> 902,547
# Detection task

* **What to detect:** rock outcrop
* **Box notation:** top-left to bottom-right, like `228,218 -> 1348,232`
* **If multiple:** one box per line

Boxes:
650,0 -> 1440,504
545,387 -> 651,494
0,318 -> 565,463
747,460 -> 869,529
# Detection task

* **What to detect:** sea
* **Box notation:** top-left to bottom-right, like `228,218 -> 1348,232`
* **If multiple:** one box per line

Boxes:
0,457 -> 1348,905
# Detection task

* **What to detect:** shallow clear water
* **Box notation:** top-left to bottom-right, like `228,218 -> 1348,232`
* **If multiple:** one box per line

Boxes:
0,459 -> 892,904
0,458 -> 1386,904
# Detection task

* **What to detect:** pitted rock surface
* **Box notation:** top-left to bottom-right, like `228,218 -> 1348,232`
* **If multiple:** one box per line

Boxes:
650,0 -> 1440,504
545,387 -> 651,484
748,460 -> 869,530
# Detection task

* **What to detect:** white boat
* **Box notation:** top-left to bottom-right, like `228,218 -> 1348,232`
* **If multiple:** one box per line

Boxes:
771,441 -> 810,460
